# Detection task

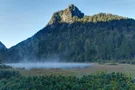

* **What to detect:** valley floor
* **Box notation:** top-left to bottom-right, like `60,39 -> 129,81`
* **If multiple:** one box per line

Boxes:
4,63 -> 135,77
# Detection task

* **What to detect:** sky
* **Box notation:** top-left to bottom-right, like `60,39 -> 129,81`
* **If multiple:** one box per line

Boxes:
0,0 -> 135,48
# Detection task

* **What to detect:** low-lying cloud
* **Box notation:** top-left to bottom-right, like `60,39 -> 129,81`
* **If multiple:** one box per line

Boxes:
5,62 -> 93,70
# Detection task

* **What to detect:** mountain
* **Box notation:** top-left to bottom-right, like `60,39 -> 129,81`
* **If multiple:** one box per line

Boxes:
48,4 -> 84,24
0,42 -> 7,63
0,42 -> 6,50
3,4 -> 135,63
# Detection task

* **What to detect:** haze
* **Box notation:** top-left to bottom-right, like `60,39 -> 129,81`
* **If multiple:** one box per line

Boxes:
5,62 -> 93,70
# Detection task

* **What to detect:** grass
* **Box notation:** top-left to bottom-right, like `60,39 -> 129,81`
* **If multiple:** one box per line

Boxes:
1,63 -> 135,77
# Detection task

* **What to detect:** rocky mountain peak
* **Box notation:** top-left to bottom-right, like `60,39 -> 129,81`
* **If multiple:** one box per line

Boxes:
49,4 -> 84,24
66,4 -> 84,18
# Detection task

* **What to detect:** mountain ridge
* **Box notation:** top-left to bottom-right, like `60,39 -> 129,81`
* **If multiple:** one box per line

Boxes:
0,41 -> 6,50
0,41 -> 7,62
48,4 -> 128,25
48,4 -> 84,24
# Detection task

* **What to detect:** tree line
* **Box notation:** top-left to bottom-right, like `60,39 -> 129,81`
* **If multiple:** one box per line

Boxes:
0,70 -> 135,90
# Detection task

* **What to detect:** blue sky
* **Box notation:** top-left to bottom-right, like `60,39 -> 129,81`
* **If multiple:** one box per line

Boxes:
0,0 -> 135,48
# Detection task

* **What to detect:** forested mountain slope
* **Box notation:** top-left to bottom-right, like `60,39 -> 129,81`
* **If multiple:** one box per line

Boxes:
3,4 -> 135,63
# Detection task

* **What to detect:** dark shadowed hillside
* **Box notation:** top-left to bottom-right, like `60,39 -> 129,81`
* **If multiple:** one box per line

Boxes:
0,42 -> 6,50
3,4 -> 135,63
0,42 -> 7,63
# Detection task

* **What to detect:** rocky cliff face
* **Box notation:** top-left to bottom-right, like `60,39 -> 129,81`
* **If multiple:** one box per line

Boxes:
49,4 -> 84,24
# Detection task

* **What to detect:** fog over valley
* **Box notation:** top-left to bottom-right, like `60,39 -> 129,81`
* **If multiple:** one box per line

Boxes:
5,62 -> 93,70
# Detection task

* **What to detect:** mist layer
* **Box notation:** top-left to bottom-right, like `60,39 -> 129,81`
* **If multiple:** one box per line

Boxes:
6,63 -> 93,70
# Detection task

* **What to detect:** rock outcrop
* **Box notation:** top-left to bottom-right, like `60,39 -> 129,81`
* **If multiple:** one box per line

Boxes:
49,4 -> 84,24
